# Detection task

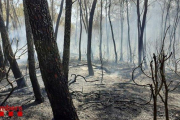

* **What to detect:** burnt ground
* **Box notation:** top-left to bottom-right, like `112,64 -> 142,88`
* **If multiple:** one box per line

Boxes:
0,59 -> 180,120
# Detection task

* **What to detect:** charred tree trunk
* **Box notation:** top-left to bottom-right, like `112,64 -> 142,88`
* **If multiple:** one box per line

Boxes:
63,0 -> 72,80
109,0 -> 117,63
0,0 -> 5,79
78,0 -> 82,61
0,9 -> 27,89
87,0 -> 97,76
23,1 -> 44,103
54,0 -> 64,41
6,0 -> 9,30
137,0 -> 148,65
4,0 -> 9,66
25,0 -> 79,119
0,45 -> 5,79
51,0 -> 54,23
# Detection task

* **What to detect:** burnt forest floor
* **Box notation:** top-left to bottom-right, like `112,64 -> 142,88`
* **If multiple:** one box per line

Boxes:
0,58 -> 180,120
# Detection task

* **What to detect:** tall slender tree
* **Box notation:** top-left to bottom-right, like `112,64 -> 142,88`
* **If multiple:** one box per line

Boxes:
6,0 -> 9,30
137,0 -> 148,65
78,0 -> 82,61
109,0 -> 118,63
87,0 -> 97,76
126,0 -> 132,63
119,0 -> 124,61
63,0 -> 72,80
105,0 -> 109,59
99,0 -> 103,62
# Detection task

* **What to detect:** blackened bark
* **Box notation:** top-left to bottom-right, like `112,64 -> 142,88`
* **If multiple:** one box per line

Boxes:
4,0 -> 9,66
6,0 -> 9,30
137,0 -> 148,65
25,0 -> 79,119
0,9 -> 27,89
87,0 -> 97,76
0,45 -> 5,79
0,0 -> 5,79
51,0 -> 54,23
54,0 -> 64,41
78,0 -> 82,61
63,0 -> 72,80
23,1 -> 44,103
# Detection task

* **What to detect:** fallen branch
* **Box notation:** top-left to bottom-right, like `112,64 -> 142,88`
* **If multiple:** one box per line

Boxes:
69,74 -> 99,86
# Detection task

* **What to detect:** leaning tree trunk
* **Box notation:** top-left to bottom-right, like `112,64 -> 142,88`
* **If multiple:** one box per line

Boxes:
25,0 -> 79,119
109,0 -> 118,63
23,0 -> 44,103
87,0 -> 97,76
0,9 -> 27,89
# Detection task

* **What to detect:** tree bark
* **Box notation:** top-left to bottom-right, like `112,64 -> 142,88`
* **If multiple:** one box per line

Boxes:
109,0 -> 118,63
137,0 -> 148,65
78,0 -> 82,61
87,0 -> 97,76
23,0 -> 44,103
0,45 -> 5,79
6,0 -> 9,30
63,0 -> 73,80
4,0 -> 9,66
25,0 -> 79,119
51,0 -> 54,23
0,0 -> 5,79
